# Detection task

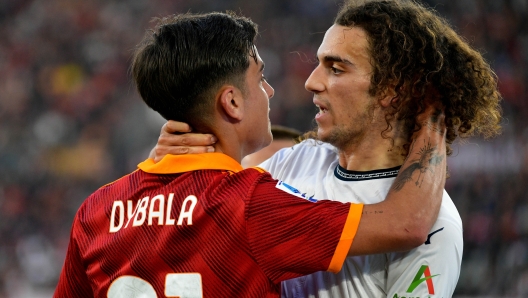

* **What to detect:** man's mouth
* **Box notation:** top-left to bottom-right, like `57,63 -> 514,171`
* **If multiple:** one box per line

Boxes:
316,104 -> 328,114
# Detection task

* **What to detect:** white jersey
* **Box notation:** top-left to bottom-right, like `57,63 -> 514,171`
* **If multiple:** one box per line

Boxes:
260,140 -> 463,298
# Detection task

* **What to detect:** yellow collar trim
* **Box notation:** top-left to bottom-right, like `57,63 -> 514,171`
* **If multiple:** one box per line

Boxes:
138,153 -> 243,174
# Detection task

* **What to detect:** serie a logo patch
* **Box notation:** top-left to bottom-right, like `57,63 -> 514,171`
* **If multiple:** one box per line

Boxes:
275,181 -> 318,203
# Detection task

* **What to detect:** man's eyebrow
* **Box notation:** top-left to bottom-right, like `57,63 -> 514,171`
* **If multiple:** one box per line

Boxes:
321,55 -> 353,65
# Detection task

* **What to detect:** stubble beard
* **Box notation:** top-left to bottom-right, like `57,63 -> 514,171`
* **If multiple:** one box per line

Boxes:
317,100 -> 378,150
319,125 -> 365,150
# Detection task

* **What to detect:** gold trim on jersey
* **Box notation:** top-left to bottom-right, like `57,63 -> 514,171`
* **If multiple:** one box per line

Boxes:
138,153 -> 244,174
327,203 -> 364,273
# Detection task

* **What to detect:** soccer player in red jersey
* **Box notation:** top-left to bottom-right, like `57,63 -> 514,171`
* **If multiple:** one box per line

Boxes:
54,12 -> 447,298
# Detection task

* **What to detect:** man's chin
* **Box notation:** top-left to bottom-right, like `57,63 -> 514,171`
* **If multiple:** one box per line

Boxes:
316,128 -> 329,142
317,128 -> 344,148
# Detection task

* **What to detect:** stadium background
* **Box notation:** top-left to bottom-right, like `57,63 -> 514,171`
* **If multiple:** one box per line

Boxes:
0,0 -> 527,297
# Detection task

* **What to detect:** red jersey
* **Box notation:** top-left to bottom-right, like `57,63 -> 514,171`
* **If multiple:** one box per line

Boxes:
54,153 -> 363,298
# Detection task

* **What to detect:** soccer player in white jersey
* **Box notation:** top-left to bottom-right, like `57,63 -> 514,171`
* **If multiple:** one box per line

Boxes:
150,0 -> 502,297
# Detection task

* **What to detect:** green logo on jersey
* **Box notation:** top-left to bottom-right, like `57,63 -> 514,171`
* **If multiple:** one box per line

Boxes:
406,265 -> 439,294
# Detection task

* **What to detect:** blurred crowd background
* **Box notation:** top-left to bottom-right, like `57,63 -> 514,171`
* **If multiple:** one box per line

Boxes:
0,0 -> 527,297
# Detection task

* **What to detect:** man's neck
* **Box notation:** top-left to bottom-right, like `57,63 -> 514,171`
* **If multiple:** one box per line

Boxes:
336,135 -> 407,171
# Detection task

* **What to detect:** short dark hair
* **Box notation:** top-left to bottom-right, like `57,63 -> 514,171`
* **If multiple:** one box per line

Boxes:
132,12 -> 258,129
335,0 -> 502,156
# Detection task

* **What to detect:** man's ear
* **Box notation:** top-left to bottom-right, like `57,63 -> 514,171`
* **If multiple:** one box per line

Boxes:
379,84 -> 398,108
217,85 -> 244,121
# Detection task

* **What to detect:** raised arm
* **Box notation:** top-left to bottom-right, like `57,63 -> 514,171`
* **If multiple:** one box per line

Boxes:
349,105 -> 447,255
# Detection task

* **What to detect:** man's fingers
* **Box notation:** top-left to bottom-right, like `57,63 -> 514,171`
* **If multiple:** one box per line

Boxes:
162,120 -> 192,134
152,121 -> 217,162
153,145 -> 215,162
158,133 -> 217,146
148,147 -> 157,160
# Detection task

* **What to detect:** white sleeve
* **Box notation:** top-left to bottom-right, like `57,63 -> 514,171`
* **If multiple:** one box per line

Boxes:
386,217 -> 463,297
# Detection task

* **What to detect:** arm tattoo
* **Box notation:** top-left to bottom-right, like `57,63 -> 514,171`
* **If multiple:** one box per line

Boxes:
392,138 -> 444,191
362,210 -> 384,215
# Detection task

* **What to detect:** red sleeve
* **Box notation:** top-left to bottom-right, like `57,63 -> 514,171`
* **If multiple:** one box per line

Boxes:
54,217 -> 94,298
244,173 -> 363,284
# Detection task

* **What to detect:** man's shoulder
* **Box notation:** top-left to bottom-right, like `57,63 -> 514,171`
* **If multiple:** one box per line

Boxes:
270,139 -> 337,156
81,168 -> 253,209
231,167 -> 273,181
293,139 -> 338,154
265,139 -> 337,165
260,139 -> 338,176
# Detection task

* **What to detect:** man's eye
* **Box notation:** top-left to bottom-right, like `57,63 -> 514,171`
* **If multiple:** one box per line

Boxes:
261,75 -> 268,81
331,67 -> 343,74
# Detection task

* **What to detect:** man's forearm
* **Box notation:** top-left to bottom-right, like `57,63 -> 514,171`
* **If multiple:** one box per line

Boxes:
349,106 -> 446,255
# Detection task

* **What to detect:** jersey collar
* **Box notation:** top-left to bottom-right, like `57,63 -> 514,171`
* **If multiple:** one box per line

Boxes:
138,153 -> 243,174
334,164 -> 401,181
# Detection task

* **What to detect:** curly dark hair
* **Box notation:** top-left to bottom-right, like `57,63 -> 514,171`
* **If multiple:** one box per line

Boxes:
329,0 -> 502,156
